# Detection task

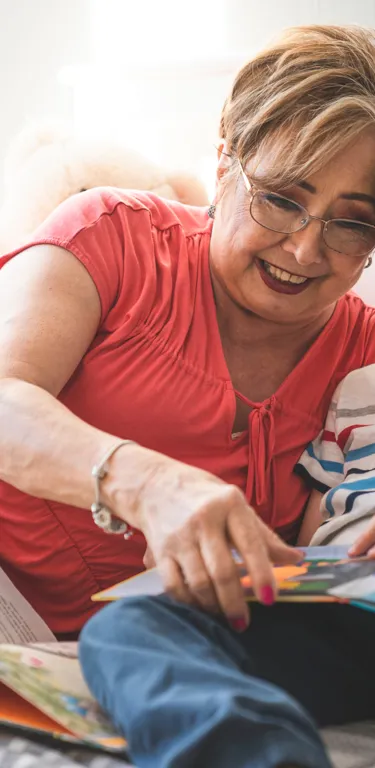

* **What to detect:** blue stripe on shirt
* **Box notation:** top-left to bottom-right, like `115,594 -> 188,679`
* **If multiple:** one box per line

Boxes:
306,442 -> 344,475
325,477 -> 375,518
346,442 -> 375,463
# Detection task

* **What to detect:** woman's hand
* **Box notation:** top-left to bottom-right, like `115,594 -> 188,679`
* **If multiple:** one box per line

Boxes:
349,516 -> 375,558
111,448 -> 302,630
143,546 -> 156,569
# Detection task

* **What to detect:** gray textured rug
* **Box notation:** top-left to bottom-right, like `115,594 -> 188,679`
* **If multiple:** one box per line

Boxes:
323,722 -> 375,768
0,729 -> 132,768
1,723 -> 375,767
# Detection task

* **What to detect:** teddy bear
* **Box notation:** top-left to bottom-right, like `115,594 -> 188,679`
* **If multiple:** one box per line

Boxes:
0,121 -> 208,253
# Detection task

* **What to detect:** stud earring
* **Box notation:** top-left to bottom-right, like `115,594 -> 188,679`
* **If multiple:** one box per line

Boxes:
365,255 -> 373,269
207,204 -> 216,219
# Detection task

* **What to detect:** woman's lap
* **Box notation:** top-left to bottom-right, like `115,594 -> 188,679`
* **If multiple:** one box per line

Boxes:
79,595 -> 375,767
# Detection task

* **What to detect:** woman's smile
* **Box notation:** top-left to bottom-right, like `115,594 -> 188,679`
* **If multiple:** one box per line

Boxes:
255,257 -> 313,295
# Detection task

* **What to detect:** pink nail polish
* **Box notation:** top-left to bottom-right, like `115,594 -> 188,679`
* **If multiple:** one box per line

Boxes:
260,585 -> 275,606
229,616 -> 247,632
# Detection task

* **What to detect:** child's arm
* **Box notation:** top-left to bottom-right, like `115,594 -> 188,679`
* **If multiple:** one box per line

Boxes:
296,365 -> 375,552
297,489 -> 324,546
295,378 -> 345,546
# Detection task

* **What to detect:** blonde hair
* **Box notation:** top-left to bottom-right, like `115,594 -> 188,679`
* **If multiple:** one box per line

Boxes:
220,25 -> 375,187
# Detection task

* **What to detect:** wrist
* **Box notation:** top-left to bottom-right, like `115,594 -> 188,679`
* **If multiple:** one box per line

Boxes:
99,440 -> 159,530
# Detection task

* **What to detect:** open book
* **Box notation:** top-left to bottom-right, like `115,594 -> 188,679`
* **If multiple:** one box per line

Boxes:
0,567 -> 126,754
92,545 -> 375,614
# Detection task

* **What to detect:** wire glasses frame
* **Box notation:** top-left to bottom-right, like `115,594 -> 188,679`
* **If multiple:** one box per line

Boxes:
238,160 -> 375,258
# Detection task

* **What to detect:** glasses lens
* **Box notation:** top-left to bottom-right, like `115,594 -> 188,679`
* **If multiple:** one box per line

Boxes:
251,191 -> 308,234
324,220 -> 375,257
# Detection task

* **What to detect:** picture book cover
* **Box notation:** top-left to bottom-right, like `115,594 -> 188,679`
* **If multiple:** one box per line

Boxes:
0,642 -> 127,753
0,566 -> 128,755
92,545 -> 375,613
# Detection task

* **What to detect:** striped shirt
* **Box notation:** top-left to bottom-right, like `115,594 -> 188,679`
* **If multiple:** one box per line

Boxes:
296,365 -> 375,544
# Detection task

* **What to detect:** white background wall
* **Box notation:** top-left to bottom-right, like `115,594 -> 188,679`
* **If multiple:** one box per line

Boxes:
0,1 -> 91,177
1,0 -> 375,302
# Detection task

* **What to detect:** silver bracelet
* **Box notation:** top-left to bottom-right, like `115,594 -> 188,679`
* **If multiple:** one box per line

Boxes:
91,440 -> 135,538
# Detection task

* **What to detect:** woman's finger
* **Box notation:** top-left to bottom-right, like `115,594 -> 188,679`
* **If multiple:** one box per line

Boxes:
158,556 -> 196,605
257,518 -> 303,564
199,532 -> 250,629
179,547 -> 221,613
227,507 -> 276,606
349,519 -> 375,557
143,546 -> 156,569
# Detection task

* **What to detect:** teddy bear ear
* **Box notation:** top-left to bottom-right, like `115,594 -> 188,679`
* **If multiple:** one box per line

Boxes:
165,172 -> 208,207
3,119 -> 72,189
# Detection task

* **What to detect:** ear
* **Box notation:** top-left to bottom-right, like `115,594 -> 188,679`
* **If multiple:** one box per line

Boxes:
215,140 -> 233,197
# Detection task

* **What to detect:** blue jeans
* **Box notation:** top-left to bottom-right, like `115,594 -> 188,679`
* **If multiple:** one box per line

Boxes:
79,596 -> 375,768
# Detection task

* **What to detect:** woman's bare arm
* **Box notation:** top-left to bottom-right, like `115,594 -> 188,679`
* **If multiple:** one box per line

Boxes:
0,244 -> 148,522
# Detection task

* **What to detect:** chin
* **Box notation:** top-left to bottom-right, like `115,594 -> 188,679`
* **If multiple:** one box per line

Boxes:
249,302 -> 309,323
240,284 -> 318,324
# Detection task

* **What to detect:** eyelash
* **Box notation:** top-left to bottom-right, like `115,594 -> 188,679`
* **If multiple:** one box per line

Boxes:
273,191 -> 374,225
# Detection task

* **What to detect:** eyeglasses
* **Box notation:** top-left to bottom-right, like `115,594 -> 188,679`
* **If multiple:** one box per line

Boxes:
238,161 -> 375,258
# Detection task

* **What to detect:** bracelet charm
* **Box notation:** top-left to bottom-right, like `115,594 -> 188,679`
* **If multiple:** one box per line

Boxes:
91,441 -> 134,538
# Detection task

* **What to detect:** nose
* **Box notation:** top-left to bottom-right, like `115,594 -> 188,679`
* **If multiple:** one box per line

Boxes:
281,219 -> 324,266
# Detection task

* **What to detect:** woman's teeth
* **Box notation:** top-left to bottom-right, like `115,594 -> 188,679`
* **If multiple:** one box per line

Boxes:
263,260 -> 308,285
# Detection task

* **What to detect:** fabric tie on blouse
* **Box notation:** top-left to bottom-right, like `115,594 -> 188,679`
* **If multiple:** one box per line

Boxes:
245,396 -> 277,525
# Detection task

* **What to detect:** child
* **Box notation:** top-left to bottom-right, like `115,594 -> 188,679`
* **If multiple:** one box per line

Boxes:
296,364 -> 375,555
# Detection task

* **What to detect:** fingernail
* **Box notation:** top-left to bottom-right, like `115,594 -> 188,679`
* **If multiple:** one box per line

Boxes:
228,616 -> 247,632
260,585 -> 275,606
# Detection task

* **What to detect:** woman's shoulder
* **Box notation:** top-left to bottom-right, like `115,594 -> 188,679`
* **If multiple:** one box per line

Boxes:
341,290 -> 375,317
337,292 -> 375,363
28,186 -> 211,245
341,291 -> 375,322
68,187 -> 210,237
115,189 -> 212,236
0,188 -> 212,330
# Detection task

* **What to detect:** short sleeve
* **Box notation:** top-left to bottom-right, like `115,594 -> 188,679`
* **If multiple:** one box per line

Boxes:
297,365 -> 375,522
0,187 -> 151,324
295,389 -> 345,494
323,364 -> 375,517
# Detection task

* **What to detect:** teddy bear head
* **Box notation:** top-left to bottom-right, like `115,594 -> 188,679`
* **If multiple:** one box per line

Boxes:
0,121 -> 208,252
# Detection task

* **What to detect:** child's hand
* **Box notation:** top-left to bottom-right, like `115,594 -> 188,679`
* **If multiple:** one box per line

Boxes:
348,517 -> 375,558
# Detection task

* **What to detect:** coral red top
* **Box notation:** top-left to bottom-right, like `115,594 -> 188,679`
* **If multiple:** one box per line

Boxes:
1,189 -> 375,635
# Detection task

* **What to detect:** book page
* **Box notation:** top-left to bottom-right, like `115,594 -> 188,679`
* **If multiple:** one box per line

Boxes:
0,643 -> 126,751
0,568 -> 55,644
0,681 -> 74,738
92,545 -> 351,602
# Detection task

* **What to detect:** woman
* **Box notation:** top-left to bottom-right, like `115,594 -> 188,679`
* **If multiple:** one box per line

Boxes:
1,22 -> 375,764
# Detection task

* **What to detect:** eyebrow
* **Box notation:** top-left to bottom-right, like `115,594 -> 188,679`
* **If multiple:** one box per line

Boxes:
297,181 -> 375,208
340,192 -> 375,208
297,180 -> 316,193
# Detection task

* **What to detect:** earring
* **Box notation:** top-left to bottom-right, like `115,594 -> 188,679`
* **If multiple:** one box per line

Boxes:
207,204 -> 216,219
365,255 -> 373,269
